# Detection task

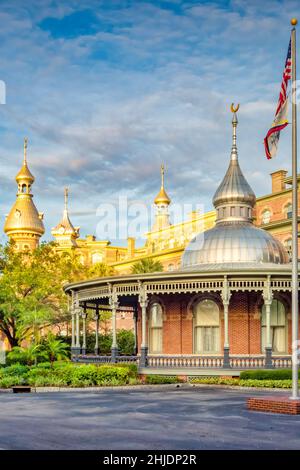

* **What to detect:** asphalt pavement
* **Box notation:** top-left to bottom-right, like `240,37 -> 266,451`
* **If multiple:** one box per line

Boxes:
0,386 -> 299,450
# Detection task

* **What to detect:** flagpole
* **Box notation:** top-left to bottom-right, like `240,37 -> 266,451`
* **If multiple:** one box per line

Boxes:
291,18 -> 299,400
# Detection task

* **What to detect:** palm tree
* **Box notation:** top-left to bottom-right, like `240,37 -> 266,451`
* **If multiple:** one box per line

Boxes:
43,334 -> 69,368
131,258 -> 163,274
87,262 -> 115,279
7,344 -> 47,366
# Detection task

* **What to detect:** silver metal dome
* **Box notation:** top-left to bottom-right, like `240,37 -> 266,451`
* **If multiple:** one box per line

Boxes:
182,223 -> 289,268
182,106 -> 289,270
213,112 -> 256,209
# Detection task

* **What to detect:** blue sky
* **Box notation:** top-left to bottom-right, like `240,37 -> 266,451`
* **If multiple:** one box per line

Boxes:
0,0 -> 298,245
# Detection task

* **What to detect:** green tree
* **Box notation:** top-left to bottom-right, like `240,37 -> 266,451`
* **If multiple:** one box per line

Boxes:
42,334 -> 69,367
117,329 -> 135,355
131,257 -> 163,274
0,242 -> 84,348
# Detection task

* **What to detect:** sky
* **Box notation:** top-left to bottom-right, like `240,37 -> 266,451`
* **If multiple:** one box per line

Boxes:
0,0 -> 298,246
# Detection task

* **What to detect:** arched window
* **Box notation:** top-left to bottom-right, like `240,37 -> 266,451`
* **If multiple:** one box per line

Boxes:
261,209 -> 271,224
261,300 -> 287,353
149,303 -> 163,354
193,299 -> 220,354
167,263 -> 175,271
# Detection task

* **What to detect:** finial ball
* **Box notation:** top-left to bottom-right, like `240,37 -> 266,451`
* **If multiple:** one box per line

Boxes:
291,18 -> 298,26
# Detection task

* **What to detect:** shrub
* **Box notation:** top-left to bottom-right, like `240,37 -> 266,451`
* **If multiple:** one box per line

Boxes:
0,364 -> 29,378
69,365 -> 98,387
0,375 -> 28,388
95,365 -> 129,385
239,379 -> 293,388
239,369 -> 295,380
34,362 -> 51,369
145,375 -> 180,384
115,363 -> 138,378
28,374 -> 66,387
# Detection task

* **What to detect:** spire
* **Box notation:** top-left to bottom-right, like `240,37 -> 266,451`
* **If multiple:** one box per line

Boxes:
64,187 -> 69,213
23,137 -> 28,165
154,163 -> 171,205
161,163 -> 165,187
16,137 -> 35,188
230,103 -> 239,161
51,187 -> 79,245
213,104 -> 256,224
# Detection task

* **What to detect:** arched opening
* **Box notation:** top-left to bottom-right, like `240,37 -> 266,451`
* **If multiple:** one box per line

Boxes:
148,302 -> 163,354
193,299 -> 220,354
261,299 -> 287,354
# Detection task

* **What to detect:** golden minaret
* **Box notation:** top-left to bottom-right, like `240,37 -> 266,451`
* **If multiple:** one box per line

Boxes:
4,138 -> 45,250
152,164 -> 171,231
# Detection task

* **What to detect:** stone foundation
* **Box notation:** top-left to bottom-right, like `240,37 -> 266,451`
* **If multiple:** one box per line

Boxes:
247,396 -> 300,415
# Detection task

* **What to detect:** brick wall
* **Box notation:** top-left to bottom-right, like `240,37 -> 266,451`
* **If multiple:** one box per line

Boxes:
136,291 -> 298,356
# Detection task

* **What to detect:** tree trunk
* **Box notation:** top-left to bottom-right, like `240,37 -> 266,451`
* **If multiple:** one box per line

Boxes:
0,325 -> 19,349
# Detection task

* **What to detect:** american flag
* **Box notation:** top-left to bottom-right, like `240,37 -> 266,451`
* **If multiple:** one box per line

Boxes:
264,38 -> 292,159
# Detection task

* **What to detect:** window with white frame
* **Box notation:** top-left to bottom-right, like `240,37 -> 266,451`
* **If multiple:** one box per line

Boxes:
149,303 -> 163,354
285,202 -> 292,219
261,300 -> 287,353
91,252 -> 103,264
193,299 -> 220,354
261,209 -> 271,224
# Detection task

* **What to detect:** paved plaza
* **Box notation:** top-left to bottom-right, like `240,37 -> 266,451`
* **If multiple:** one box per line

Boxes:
0,387 -> 299,450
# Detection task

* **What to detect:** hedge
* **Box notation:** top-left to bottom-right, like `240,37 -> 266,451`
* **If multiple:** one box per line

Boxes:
239,369 -> 298,380
0,362 -> 138,388
145,375 -> 180,384
190,376 -> 300,388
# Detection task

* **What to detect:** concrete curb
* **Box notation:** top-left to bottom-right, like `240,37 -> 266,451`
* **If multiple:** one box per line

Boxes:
0,382 -> 292,393
190,383 -> 291,392
0,383 -> 190,393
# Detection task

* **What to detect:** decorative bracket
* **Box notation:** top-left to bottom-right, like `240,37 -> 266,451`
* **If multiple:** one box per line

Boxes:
138,281 -> 148,308
263,275 -> 273,305
221,275 -> 232,305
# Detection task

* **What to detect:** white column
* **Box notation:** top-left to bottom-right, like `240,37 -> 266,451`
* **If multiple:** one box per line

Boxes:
94,306 -> 99,355
221,276 -> 231,368
223,301 -> 230,348
263,276 -> 273,368
81,310 -> 87,354
109,288 -> 119,362
139,283 -> 148,367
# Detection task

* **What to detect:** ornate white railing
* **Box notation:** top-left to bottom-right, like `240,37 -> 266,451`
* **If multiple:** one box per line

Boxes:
273,356 -> 292,368
73,354 -> 292,369
147,355 -> 224,368
73,355 -> 139,364
229,356 -> 265,369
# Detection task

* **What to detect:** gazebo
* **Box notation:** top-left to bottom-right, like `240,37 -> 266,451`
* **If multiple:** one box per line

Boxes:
64,108 -> 299,377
